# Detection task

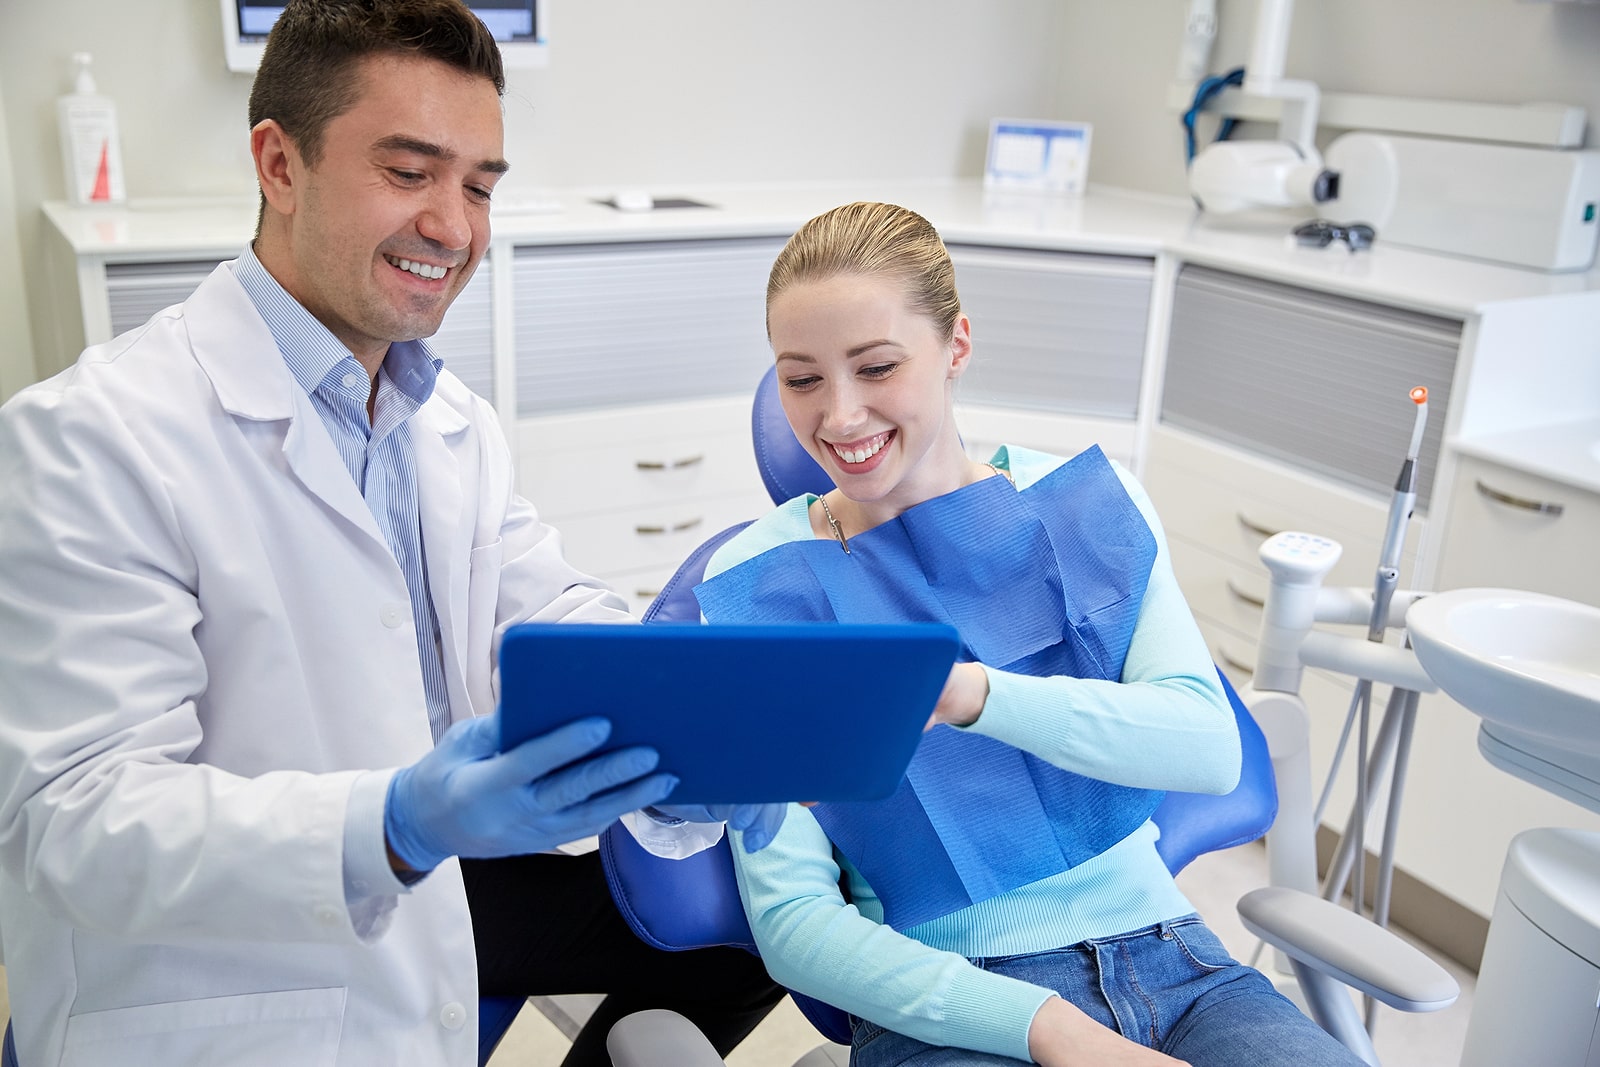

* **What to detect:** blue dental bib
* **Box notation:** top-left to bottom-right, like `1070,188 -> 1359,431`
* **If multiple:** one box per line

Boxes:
695,446 -> 1164,931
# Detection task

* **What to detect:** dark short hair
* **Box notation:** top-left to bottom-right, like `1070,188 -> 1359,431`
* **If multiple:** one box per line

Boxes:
249,0 -> 505,168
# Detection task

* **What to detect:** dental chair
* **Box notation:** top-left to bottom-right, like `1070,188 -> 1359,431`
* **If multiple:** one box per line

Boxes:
598,367 -> 1282,1066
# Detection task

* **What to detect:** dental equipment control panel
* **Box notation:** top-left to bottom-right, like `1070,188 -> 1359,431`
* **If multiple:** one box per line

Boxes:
1256,531 -> 1343,694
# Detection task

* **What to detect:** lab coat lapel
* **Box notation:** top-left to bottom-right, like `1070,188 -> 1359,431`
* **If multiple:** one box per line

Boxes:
182,263 -> 390,553
413,395 -> 472,713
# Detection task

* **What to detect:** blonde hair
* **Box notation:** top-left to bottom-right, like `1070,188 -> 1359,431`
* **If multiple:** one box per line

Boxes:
766,202 -> 961,341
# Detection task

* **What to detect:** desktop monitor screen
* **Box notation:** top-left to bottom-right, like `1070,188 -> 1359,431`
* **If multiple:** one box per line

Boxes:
221,0 -> 545,72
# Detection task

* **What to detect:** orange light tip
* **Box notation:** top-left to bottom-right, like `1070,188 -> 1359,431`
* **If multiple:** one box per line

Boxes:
1410,386 -> 1428,404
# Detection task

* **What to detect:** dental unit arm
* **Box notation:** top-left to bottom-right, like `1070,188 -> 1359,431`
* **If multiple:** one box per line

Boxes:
1243,527 -> 1454,1064
1236,386 -> 1457,1063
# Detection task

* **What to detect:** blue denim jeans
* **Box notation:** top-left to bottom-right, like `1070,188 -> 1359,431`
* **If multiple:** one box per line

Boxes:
848,916 -> 1366,1066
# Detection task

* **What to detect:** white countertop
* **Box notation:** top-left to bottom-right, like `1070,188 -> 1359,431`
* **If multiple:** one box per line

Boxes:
43,179 -> 1600,321
1453,419 -> 1600,497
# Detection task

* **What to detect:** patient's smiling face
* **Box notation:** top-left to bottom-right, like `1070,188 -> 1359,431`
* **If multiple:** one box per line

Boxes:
769,272 -> 972,522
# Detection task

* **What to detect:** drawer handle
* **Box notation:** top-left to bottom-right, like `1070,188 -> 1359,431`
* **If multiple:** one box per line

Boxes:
1225,579 -> 1265,609
1475,479 -> 1564,517
635,454 -> 706,471
1216,646 -> 1256,677
1236,513 -> 1281,539
634,517 -> 705,535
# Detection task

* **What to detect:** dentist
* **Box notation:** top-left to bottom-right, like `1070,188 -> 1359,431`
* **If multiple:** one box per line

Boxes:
0,1 -> 781,1064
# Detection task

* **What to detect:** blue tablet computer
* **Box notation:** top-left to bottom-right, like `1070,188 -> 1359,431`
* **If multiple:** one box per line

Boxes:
497,622 -> 962,804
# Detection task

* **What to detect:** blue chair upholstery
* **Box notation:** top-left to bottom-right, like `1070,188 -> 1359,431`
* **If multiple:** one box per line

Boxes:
1154,667 -> 1277,874
751,367 -> 832,504
478,996 -> 526,1065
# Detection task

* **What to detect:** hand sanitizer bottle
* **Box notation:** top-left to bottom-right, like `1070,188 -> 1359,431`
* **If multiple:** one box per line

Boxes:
57,52 -> 126,205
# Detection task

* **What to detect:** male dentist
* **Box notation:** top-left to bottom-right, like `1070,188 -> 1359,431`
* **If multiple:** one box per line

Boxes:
0,1 -> 782,1064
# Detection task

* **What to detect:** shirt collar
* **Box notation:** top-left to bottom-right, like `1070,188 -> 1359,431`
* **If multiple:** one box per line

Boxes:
231,244 -> 442,406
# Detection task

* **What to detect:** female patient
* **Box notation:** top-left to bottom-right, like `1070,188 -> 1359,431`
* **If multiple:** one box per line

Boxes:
693,202 -> 1364,1066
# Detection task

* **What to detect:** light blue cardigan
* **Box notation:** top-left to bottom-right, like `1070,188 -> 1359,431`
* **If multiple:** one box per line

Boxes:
702,446 -> 1240,1061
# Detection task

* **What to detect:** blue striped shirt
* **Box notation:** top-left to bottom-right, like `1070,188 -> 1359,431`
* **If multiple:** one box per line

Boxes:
231,248 -> 453,745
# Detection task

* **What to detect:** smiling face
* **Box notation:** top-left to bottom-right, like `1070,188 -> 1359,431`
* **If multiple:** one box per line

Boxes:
769,272 -> 973,523
251,52 -> 508,369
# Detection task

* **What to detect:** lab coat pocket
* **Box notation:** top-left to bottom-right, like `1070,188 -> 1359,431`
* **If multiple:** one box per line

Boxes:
468,537 -> 504,712
61,986 -> 346,1067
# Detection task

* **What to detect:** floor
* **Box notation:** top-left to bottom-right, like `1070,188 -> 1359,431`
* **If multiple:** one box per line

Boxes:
0,840 -> 1476,1065
486,839 -> 1479,1066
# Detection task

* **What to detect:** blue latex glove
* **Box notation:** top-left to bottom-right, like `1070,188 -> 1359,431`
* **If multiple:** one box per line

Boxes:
385,713 -> 675,872
650,803 -> 788,853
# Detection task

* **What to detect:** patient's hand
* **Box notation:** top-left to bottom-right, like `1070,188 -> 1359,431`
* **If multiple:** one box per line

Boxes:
1029,997 -> 1190,1067
926,662 -> 989,730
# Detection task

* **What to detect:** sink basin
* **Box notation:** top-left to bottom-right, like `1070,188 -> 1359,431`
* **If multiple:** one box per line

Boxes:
1407,589 -> 1600,754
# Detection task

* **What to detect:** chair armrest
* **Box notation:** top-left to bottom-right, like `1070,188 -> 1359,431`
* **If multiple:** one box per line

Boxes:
1237,886 -> 1459,1013
606,1009 -> 728,1067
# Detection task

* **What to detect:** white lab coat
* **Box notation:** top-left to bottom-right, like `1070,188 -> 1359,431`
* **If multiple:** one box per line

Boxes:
0,264 -> 637,1065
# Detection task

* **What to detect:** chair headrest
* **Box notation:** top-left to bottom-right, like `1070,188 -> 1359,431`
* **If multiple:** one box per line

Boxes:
751,365 -> 834,506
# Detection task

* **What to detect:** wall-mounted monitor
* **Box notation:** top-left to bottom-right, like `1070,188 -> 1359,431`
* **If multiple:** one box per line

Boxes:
220,0 -> 546,74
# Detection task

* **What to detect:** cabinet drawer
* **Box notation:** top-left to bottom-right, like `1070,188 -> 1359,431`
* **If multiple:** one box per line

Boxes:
1436,456 -> 1600,607
516,398 -> 764,520
1193,614 -> 1261,690
1167,538 -> 1269,642
553,494 -> 768,580
520,430 -> 759,521
1145,426 -> 1424,592
604,563 -> 696,619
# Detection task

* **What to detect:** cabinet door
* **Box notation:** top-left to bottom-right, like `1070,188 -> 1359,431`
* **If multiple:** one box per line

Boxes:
1435,455 -> 1600,607
511,238 -> 781,417
1162,265 -> 1461,508
947,245 -> 1152,419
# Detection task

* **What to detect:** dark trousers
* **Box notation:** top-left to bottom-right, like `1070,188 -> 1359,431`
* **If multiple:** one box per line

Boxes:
462,851 -> 785,1067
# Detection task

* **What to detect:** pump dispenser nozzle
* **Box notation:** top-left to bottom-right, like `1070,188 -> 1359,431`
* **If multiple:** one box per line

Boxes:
71,52 -> 97,95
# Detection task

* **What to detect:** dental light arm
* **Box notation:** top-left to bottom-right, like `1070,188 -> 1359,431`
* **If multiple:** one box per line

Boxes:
1368,388 -> 1428,642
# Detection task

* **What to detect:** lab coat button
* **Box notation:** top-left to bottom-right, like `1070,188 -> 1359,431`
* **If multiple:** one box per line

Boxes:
315,904 -> 342,926
381,603 -> 407,629
439,1001 -> 467,1030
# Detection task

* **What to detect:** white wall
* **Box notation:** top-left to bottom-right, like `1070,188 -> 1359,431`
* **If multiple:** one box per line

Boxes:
1056,0 -> 1600,199
0,0 -> 1065,381
9,0 -> 1596,382
0,80 -> 38,403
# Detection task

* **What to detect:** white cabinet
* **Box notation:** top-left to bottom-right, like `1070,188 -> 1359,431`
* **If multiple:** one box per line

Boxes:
507,237 -> 784,612
516,398 -> 770,615
58,249 -> 498,403
510,238 -> 781,416
947,245 -> 1154,469
1160,265 -> 1461,508
1434,455 -> 1600,607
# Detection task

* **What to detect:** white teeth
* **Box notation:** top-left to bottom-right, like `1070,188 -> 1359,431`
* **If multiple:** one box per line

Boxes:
832,433 -> 888,465
387,255 -> 447,280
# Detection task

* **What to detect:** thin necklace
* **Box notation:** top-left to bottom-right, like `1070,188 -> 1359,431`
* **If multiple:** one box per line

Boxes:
817,493 -> 850,554
816,463 -> 1011,555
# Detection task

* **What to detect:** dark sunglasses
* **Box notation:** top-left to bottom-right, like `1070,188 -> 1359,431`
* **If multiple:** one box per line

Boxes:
1293,219 -> 1377,252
